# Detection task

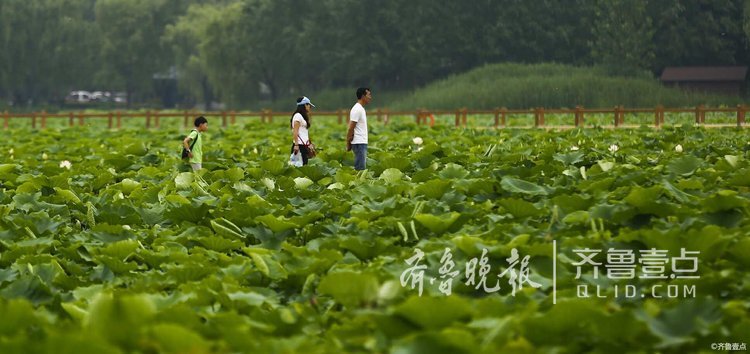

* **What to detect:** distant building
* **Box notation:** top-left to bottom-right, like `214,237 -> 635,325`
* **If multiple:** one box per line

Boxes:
660,66 -> 748,96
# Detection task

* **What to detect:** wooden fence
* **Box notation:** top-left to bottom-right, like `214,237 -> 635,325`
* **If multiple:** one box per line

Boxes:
1,105 -> 747,129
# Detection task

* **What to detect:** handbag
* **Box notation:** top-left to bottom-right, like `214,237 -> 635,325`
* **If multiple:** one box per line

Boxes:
181,130 -> 198,159
305,140 -> 317,158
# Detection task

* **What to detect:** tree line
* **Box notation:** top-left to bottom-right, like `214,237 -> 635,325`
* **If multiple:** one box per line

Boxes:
0,0 -> 747,109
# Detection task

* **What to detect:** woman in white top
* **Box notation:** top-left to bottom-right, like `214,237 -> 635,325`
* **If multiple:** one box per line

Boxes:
290,96 -> 315,165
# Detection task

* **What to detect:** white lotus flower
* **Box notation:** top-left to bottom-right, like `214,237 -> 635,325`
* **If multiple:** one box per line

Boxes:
8,148 -> 13,154
42,153 -> 48,160
122,225 -> 131,230
570,146 -> 579,151
674,144 -> 683,153
59,160 -> 72,169
608,144 -> 619,153
412,137 -> 423,145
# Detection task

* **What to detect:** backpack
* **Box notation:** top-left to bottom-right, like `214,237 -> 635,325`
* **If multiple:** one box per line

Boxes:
181,130 -> 198,160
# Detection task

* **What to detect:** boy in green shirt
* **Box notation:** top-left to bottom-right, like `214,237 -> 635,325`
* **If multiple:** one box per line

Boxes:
183,116 -> 208,170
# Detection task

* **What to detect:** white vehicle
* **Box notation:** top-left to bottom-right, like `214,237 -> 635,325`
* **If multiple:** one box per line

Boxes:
65,90 -> 92,103
91,91 -> 111,102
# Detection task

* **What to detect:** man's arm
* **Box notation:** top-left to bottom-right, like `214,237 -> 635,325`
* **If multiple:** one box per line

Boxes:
346,121 -> 356,151
183,136 -> 194,158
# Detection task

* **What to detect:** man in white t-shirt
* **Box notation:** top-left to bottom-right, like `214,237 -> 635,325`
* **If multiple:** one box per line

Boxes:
346,87 -> 372,170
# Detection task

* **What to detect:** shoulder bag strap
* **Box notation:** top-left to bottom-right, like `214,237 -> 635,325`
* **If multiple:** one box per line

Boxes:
189,129 -> 199,150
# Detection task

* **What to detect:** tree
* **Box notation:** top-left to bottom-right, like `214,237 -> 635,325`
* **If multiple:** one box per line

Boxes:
95,0 -> 175,106
650,0 -> 748,70
0,0 -> 100,106
163,3 -> 229,109
590,0 -> 655,75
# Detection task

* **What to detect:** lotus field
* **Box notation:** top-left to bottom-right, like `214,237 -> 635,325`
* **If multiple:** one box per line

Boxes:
0,117 -> 749,353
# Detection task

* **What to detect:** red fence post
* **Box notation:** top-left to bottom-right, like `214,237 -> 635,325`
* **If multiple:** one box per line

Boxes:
78,111 -> 84,126
654,105 -> 663,128
40,110 -> 47,129
108,111 -> 113,129
231,111 -> 236,125
534,108 -> 545,128
462,108 -> 468,126
31,112 -> 37,129
3,111 -> 8,130
695,105 -> 703,125
738,105 -> 746,127
116,111 -> 122,129
614,106 -> 621,127
68,112 -> 74,127
145,110 -> 151,129
575,106 -> 584,127
501,107 -> 507,127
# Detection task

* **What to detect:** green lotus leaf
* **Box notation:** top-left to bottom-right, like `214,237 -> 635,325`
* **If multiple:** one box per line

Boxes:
255,214 -> 297,233
147,323 -> 209,354
500,177 -> 548,196
380,168 -> 404,183
414,212 -> 460,233
86,292 -> 156,348
99,239 -> 141,261
318,271 -> 379,308
498,198 -> 543,218
380,157 -> 411,172
439,163 -> 470,179
393,295 -> 473,330
224,167 -> 245,182
54,187 -> 81,205
666,155 -> 703,176
174,172 -> 193,190
197,236 -> 243,252
562,210 -> 590,224
211,217 -> 245,239
120,178 -> 141,194
414,179 -> 451,199
123,142 -> 148,156
597,160 -> 615,172
294,177 -> 314,189
553,151 -> 584,165
700,190 -> 748,212
260,159 -> 286,175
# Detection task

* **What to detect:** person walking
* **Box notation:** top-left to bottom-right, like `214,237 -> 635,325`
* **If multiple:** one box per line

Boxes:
291,96 -> 315,166
183,116 -> 208,171
346,87 -> 372,170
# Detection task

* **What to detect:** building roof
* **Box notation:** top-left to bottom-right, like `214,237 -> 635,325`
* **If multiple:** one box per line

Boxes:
661,66 -> 748,82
